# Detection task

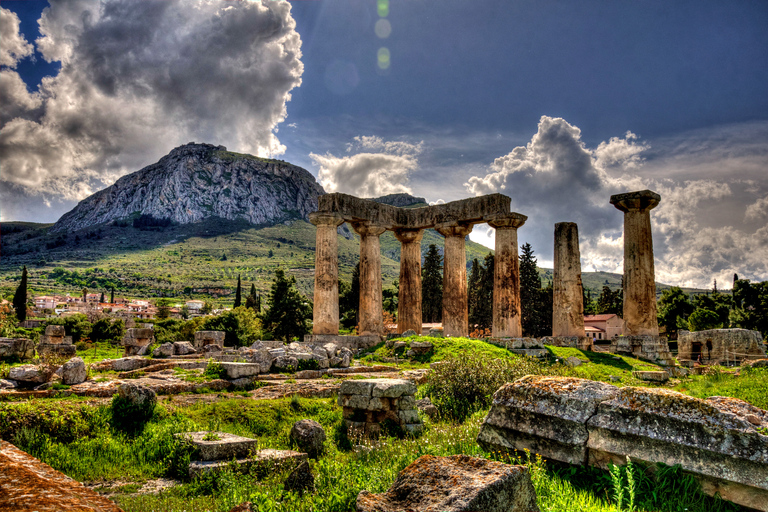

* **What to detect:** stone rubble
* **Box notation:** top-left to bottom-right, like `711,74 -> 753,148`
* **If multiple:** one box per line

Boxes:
121,328 -> 155,356
0,337 -> 35,361
61,357 -> 87,385
289,419 -> 326,459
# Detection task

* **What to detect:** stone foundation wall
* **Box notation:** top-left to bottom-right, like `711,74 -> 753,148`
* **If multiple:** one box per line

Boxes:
338,378 -> 422,437
193,331 -> 226,350
609,335 -> 675,366
678,328 -> 765,364
477,375 -> 768,511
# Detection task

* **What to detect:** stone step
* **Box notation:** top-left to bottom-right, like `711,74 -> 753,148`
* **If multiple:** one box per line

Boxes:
188,449 -> 307,478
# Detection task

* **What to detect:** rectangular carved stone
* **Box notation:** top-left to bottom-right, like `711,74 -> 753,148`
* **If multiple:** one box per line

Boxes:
178,431 -> 259,461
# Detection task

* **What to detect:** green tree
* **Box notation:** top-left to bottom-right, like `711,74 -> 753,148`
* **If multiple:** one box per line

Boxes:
100,292 -> 105,303
468,254 -> 494,331
110,287 -> 115,304
48,314 -> 92,343
383,279 -> 398,315
692,289 -> 731,327
596,285 -> 623,316
261,269 -> 312,342
657,287 -> 694,339
687,308 -> 722,331
156,298 -> 171,320
202,307 -> 263,346
90,318 -> 125,343
519,243 -> 541,336
12,266 -> 28,322
467,258 -> 482,327
583,288 -> 597,315
245,283 -> 259,312
730,278 -> 768,337
233,274 -> 242,308
201,301 -> 213,315
340,262 -> 360,329
422,244 -> 443,323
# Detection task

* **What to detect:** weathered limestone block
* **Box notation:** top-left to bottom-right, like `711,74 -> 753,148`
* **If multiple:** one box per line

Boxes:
173,341 -> 196,355
178,431 -> 259,461
189,449 -> 307,479
678,328 -> 765,365
356,454 -> 539,512
609,335 -> 675,366
111,357 -> 153,372
61,357 -> 87,385
477,376 -> 619,465
193,330 -> 226,350
0,440 -> 125,512
9,364 -> 47,384
220,362 -> 262,379
478,375 -> 768,511
272,355 -> 298,373
247,348 -> 274,373
339,379 -> 422,437
0,337 -> 35,361
122,328 -> 155,356
587,387 -> 768,510
153,342 -> 174,358
632,370 -> 669,382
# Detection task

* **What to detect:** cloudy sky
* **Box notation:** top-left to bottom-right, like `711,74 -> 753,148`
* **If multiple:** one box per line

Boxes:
1,0 -> 767,288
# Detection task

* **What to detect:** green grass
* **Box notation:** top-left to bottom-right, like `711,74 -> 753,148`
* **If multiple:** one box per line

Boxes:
546,346 -> 662,386
360,335 -> 515,369
675,366 -> 768,409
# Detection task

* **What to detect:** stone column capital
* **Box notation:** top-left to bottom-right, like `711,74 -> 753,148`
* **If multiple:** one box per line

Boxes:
610,190 -> 661,213
309,212 -> 344,227
485,212 -> 527,229
435,222 -> 473,238
351,221 -> 386,237
393,228 -> 424,244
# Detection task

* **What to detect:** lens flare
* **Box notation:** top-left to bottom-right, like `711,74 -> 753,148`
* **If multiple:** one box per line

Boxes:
377,0 -> 389,18
375,18 -> 391,39
377,47 -> 390,69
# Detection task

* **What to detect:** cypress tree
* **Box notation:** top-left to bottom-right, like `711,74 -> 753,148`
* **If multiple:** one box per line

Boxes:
12,266 -> 28,322
233,274 -> 242,308
100,292 -> 105,303
421,244 -> 443,323
245,283 -> 259,311
519,243 -> 541,336
110,287 -> 115,304
478,252 -> 495,329
262,269 -> 312,341
467,259 -> 482,328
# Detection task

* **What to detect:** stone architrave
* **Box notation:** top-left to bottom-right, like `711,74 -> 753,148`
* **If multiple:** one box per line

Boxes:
309,212 -> 345,335
486,214 -> 527,338
553,222 -> 585,337
352,222 -> 387,336
610,190 -> 661,336
394,229 -> 424,335
435,223 -> 473,337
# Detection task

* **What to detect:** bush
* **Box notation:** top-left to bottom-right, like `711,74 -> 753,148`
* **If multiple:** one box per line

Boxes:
203,361 -> 227,380
297,358 -> 320,371
423,353 -> 558,422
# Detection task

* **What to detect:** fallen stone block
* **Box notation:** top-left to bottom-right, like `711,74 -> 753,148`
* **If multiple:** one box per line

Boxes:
173,341 -> 196,355
61,357 -> 87,385
153,342 -> 174,358
111,357 -> 153,372
8,364 -> 47,384
193,330 -> 225,350
632,370 -> 669,382
478,375 -> 768,511
289,419 -> 326,459
178,431 -> 259,461
0,337 -> 35,361
0,440 -> 125,511
220,362 -> 262,379
188,449 -> 307,479
356,454 -> 539,512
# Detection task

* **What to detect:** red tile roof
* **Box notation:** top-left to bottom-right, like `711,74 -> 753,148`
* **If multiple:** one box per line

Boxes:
584,314 -> 619,321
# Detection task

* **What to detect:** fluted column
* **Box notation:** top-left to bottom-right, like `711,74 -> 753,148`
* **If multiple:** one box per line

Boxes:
553,222 -> 585,337
486,213 -> 527,337
394,229 -> 424,334
351,221 -> 387,336
309,213 -> 345,335
435,222 -> 473,337
610,190 -> 661,336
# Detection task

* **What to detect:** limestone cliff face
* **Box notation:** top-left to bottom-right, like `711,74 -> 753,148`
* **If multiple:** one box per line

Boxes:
52,143 -> 325,233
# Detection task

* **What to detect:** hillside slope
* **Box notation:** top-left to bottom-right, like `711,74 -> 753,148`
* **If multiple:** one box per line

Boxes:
52,143 -> 324,233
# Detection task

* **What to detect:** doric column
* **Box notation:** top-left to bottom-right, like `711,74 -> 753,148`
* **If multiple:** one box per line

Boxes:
610,190 -> 661,336
309,212 -> 344,335
394,229 -> 424,334
351,221 -> 387,336
435,222 -> 473,337
486,213 -> 527,337
553,222 -> 585,337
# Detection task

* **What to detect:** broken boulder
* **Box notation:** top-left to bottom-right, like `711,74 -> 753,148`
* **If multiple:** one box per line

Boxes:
356,454 -> 539,512
289,419 -> 326,459
61,357 -> 87,385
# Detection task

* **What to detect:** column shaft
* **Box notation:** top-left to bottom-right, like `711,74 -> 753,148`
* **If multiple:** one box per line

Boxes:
611,190 -> 661,336
309,213 -> 344,335
553,222 -> 585,337
436,224 -> 473,337
395,229 -> 424,334
352,222 -> 386,336
487,213 -> 527,337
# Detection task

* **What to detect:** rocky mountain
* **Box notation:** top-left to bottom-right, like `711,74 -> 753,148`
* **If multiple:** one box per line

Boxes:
52,143 -> 325,233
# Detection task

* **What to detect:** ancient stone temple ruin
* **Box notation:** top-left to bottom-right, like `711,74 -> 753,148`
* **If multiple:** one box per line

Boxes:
308,193 -> 527,342
678,328 -> 766,366
550,222 -> 591,350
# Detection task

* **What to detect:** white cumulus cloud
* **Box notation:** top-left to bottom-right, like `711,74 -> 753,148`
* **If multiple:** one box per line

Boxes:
311,136 -> 423,197
0,7 -> 34,68
0,0 -> 303,216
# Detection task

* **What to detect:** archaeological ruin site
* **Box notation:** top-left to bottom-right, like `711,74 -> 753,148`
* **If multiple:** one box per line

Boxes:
1,189 -> 767,512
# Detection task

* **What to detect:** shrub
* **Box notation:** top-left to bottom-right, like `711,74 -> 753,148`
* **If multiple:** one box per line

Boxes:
203,361 -> 227,380
297,358 -> 320,372
422,353 -> 557,422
